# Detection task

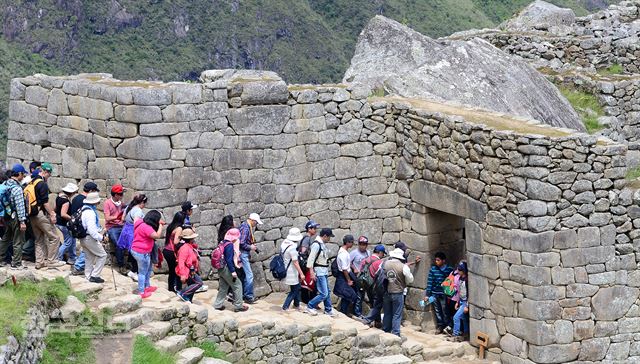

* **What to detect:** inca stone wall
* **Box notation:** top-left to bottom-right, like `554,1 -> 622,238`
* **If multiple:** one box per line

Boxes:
6,69 -> 640,363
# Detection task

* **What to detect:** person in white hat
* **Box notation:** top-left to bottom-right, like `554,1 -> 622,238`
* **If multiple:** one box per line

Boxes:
237,212 -> 263,303
79,192 -> 108,283
382,246 -> 416,336
54,183 -> 79,265
281,227 -> 306,311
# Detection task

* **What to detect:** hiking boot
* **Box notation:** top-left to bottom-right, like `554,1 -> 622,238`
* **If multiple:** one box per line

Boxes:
244,298 -> 256,304
48,261 -> 65,268
89,276 -> 105,283
233,305 -> 249,312
66,259 -> 75,265
214,306 -> 226,311
71,268 -> 84,276
305,307 -> 318,316
10,263 -> 27,270
434,327 -> 444,335
35,263 -> 46,270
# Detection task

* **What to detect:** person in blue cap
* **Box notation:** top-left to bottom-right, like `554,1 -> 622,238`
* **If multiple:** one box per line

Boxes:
0,164 -> 29,269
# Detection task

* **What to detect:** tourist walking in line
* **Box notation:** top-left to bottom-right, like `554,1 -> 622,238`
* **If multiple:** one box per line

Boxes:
218,215 -> 240,300
103,185 -> 126,269
181,201 -> 197,226
70,182 -> 100,276
130,210 -> 164,298
281,227 -> 305,311
117,194 -> 147,279
448,262 -> 469,342
349,235 -> 371,317
55,183 -> 78,264
175,228 -> 203,302
424,252 -> 454,334
335,235 -> 358,315
238,212 -> 263,304
79,192 -> 108,283
26,163 -> 63,269
305,228 -> 335,317
382,247 -> 415,336
300,220 -> 319,304
213,228 -> 249,312
163,211 -> 188,292
357,245 -> 386,327
0,164 -> 28,269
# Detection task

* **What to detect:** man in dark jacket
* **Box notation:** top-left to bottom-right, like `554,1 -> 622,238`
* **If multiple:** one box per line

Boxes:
28,163 -> 63,269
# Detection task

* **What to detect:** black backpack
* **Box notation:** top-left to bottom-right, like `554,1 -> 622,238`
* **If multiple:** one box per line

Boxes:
372,260 -> 389,297
270,245 -> 294,280
330,258 -> 341,277
67,206 -> 90,239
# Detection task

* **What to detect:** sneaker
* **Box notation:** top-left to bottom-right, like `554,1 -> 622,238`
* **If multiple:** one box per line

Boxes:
324,310 -> 336,317
233,305 -> 249,312
89,276 -> 105,283
214,306 -> 226,311
10,264 -> 27,270
195,285 -> 208,293
127,271 -> 138,281
144,286 -> 158,293
71,268 -> 84,276
35,263 -> 46,270
294,306 -> 303,312
453,335 -> 465,342
244,298 -> 256,304
443,326 -> 453,336
140,291 -> 152,299
48,261 -> 65,268
434,327 -> 444,335
176,292 -> 189,302
305,307 -> 318,316
66,260 -> 76,265
355,316 -> 371,325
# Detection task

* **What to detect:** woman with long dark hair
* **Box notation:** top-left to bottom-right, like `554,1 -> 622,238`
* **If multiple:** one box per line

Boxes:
163,211 -> 187,292
218,215 -> 235,243
117,194 -> 147,278
130,210 -> 164,298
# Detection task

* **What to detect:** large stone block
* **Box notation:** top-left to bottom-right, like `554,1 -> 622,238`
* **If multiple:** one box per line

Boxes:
505,318 -> 554,346
185,149 -> 214,167
319,179 -> 361,198
139,122 -> 189,136
162,104 -> 197,122
510,265 -> 551,285
490,286 -> 515,317
526,180 -> 561,201
350,219 -> 383,245
9,101 -> 44,124
171,83 -> 203,104
93,135 -> 116,157
126,169 -> 172,190
106,121 -> 137,138
25,86 -> 49,107
49,126 -> 93,149
47,88 -> 69,115
213,149 -> 263,169
335,119 -> 363,143
560,246 -> 614,267
591,286 -> 639,320
172,167 -> 203,189
115,105 -> 162,123
470,318 -> 500,347
88,158 -> 125,179
340,142 -> 373,157
195,102 -> 228,119
57,116 -> 89,131
116,136 -> 171,161
519,299 -> 561,321
273,165 -> 313,185
7,140 -> 36,160
484,227 -> 553,253
139,189 -> 187,209
171,132 -> 201,149
199,131 -> 224,149
68,95 -> 113,119
528,343 -> 580,363
228,105 -> 290,135
469,273 -> 490,309
239,80 -> 288,105
410,180 -> 487,221
61,148 -> 88,178
579,337 -> 610,361
131,87 -> 172,106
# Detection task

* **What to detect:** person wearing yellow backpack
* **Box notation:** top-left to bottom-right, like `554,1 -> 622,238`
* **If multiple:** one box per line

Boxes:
25,163 -> 63,269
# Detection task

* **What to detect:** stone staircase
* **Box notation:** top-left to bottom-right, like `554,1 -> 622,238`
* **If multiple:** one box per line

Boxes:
15,264 -> 495,363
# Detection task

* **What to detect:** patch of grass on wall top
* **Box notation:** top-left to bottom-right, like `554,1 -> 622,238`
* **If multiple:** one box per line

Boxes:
559,86 -> 605,134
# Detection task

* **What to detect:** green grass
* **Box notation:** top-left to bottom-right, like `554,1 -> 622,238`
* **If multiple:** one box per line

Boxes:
626,167 -> 640,180
0,277 -> 72,344
132,335 -> 176,364
559,86 -> 605,134
598,64 -> 624,76
194,340 -> 226,359
41,331 -> 95,364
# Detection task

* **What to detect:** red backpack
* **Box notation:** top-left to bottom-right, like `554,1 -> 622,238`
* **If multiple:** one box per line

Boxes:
211,241 -> 232,269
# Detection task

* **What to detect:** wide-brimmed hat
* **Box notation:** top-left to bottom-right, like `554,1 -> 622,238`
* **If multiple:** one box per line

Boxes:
84,192 -> 101,204
287,227 -> 303,242
225,228 -> 241,242
62,183 -> 79,193
181,228 -> 198,240
389,248 -> 406,261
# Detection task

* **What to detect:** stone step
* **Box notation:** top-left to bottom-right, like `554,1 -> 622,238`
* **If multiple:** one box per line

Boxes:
133,321 -> 173,341
155,334 -> 188,354
199,358 -> 233,364
176,347 -> 204,364
97,294 -> 142,315
111,308 -> 156,331
363,354 -> 412,364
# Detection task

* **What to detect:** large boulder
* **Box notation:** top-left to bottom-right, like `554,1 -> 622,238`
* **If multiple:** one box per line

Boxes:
501,0 -> 576,32
343,16 -> 585,132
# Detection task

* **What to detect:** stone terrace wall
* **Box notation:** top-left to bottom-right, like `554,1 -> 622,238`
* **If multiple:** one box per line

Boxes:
6,70 -> 640,363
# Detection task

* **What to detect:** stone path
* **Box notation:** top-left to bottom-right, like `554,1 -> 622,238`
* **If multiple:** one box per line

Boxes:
13,264 -> 497,364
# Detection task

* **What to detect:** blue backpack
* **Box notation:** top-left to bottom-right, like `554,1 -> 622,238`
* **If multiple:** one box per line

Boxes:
0,182 -> 14,218
270,245 -> 293,280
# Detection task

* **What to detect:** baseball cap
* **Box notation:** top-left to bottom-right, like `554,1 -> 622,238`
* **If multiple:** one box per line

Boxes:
394,241 -> 408,252
83,182 -> 100,192
358,235 -> 369,244
458,261 -> 468,273
319,228 -> 334,237
11,164 -> 27,174
373,245 -> 386,253
181,201 -> 198,211
40,162 -> 53,173
111,184 -> 124,194
305,220 -> 320,231
343,234 -> 355,244
249,212 -> 263,225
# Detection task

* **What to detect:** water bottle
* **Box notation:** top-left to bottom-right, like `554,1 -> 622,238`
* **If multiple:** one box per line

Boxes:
419,300 -> 425,308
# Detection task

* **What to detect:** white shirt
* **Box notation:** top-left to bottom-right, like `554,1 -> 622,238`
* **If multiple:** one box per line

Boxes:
281,240 -> 299,286
337,247 -> 351,272
81,207 -> 104,241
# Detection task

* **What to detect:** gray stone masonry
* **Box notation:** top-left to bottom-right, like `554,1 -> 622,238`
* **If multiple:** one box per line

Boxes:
6,68 -> 640,363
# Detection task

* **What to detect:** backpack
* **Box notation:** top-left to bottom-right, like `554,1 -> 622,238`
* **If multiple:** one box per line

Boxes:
297,236 -> 312,268
68,206 -> 90,239
372,260 -> 388,296
270,245 -> 293,280
356,258 -> 376,290
211,241 -> 232,269
23,179 -> 43,217
0,182 -> 14,218
308,241 -> 324,267
330,258 -> 341,277
441,272 -> 457,297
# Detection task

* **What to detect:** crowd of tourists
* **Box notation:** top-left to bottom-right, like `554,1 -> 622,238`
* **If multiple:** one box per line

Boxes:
0,161 -> 470,340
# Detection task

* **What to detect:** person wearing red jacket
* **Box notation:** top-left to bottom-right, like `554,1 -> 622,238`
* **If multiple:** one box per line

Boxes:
175,228 -> 203,302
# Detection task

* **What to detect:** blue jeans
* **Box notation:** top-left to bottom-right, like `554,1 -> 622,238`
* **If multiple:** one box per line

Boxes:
308,274 -> 333,313
56,225 -> 76,262
107,227 -> 124,267
453,301 -> 469,336
74,252 -> 85,271
364,289 -> 383,324
130,250 -> 152,294
432,293 -> 452,329
240,251 -> 254,300
283,283 -> 301,310
179,274 -> 203,302
383,292 -> 405,336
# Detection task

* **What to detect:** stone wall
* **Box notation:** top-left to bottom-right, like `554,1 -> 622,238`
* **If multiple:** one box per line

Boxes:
7,70 -> 640,362
0,304 -> 49,364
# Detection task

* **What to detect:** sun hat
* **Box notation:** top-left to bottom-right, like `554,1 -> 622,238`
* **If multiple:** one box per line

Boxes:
181,228 -> 199,240
62,183 -> 79,194
84,192 -> 101,204
224,228 -> 241,242
286,227 -> 303,242
249,212 -> 263,225
389,248 -> 407,261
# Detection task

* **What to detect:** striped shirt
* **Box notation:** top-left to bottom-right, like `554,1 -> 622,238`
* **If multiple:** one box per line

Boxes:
425,264 -> 453,296
6,178 -> 27,222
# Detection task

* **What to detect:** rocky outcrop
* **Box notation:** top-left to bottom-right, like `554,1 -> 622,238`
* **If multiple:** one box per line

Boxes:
501,0 -> 576,33
343,16 -> 585,132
